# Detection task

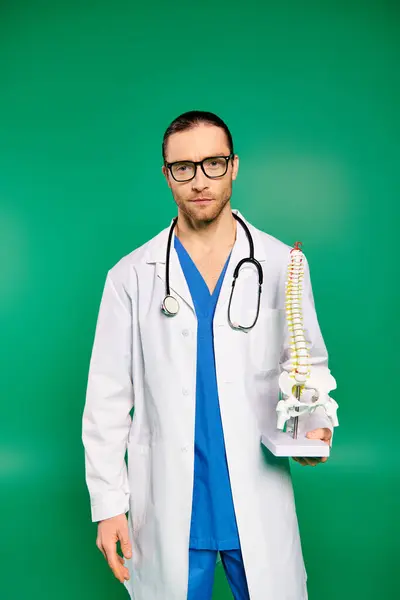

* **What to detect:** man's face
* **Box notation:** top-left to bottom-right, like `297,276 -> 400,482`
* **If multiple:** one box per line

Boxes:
162,123 -> 239,224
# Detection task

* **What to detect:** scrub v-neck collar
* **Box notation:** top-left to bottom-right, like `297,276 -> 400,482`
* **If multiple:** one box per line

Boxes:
174,235 -> 232,317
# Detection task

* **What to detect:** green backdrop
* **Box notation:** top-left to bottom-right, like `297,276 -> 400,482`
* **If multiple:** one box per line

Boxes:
1,1 -> 398,599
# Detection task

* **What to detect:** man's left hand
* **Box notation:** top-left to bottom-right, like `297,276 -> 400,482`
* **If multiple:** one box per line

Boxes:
292,427 -> 332,466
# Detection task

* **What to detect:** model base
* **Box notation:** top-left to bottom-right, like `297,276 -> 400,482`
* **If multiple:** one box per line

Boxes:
261,430 -> 330,457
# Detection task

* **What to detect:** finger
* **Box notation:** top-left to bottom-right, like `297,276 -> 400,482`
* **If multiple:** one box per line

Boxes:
96,539 -> 106,560
306,428 -> 332,443
118,526 -> 133,559
304,457 -> 320,467
293,457 -> 308,466
104,544 -> 129,583
104,544 -> 122,579
117,555 -> 130,581
306,428 -> 324,440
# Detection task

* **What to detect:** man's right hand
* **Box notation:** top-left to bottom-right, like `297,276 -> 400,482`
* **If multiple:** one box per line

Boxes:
96,513 -> 132,583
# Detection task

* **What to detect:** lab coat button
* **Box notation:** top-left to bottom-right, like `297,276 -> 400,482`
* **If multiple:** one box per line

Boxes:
181,446 -> 188,452
182,329 -> 189,337
182,387 -> 189,396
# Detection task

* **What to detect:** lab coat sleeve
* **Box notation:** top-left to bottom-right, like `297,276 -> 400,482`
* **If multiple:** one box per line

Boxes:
279,253 -> 337,444
82,269 -> 134,522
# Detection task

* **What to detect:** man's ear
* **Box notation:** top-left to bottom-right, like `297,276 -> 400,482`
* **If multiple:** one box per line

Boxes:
162,165 -> 172,189
232,154 -> 239,181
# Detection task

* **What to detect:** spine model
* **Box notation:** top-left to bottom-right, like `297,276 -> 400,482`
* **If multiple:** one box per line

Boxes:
286,242 -> 310,389
276,242 -> 339,433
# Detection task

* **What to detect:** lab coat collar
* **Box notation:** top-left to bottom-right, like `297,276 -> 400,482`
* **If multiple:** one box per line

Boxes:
145,209 -> 267,316
145,209 -> 267,264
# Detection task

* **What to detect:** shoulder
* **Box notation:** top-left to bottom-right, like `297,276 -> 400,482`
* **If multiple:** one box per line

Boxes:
248,219 -> 292,262
255,225 -> 292,254
106,226 -> 168,287
249,219 -> 310,269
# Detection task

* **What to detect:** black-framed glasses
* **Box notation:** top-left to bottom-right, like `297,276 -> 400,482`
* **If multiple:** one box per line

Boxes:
165,153 -> 234,182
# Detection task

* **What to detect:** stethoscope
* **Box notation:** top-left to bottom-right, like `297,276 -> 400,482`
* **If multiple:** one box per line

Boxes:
161,212 -> 263,331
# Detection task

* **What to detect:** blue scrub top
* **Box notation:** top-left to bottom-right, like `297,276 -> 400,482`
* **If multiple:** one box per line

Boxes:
174,235 -> 241,551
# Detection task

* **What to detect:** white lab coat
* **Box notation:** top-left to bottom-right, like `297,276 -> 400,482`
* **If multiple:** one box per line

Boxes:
82,209 -> 335,600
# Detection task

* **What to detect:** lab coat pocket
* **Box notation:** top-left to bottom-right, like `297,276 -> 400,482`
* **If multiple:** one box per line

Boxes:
249,307 -> 285,372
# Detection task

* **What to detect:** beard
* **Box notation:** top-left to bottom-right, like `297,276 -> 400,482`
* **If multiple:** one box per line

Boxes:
173,184 -> 232,224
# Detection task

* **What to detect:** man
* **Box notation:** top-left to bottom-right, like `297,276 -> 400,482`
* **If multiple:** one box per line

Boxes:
82,110 -> 337,600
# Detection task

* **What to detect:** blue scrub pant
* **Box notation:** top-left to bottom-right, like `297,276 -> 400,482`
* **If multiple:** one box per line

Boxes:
187,548 -> 250,600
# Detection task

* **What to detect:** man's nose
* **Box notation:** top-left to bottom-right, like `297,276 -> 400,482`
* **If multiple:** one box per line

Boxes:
191,167 -> 209,191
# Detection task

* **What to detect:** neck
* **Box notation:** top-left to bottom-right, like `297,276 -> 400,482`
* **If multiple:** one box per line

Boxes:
176,204 -> 237,254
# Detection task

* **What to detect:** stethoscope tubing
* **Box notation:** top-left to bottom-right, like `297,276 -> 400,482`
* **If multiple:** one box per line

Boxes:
162,212 -> 263,329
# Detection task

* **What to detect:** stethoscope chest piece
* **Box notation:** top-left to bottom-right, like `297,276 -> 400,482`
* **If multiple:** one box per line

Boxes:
161,294 -> 179,317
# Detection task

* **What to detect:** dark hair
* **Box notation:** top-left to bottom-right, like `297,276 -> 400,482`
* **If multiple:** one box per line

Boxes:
162,110 -> 234,162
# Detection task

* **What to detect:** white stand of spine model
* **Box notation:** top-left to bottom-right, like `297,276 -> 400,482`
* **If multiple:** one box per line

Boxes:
277,241 -> 339,437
